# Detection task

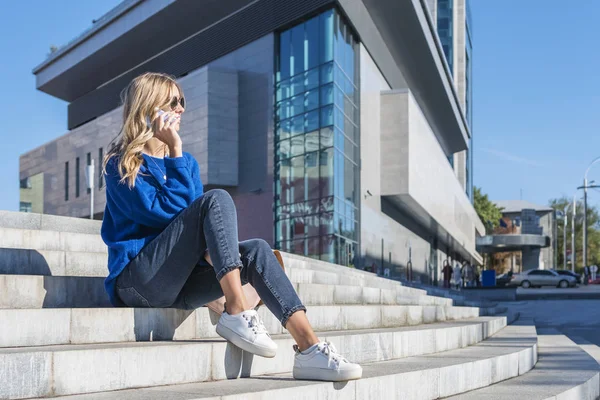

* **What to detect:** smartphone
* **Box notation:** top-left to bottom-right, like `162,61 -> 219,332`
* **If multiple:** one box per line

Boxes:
145,109 -> 168,128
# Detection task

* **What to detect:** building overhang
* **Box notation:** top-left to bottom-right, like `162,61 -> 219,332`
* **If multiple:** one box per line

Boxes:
342,0 -> 470,153
380,90 -> 483,264
32,0 -> 257,102
476,234 -> 551,254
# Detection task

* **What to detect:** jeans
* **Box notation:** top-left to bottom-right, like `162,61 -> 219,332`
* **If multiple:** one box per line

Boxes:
115,189 -> 306,326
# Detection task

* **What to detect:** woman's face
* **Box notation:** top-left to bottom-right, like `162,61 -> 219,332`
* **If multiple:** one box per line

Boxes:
167,85 -> 185,131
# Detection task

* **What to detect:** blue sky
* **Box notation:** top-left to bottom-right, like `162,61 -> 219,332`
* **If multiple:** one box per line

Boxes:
0,0 -> 599,212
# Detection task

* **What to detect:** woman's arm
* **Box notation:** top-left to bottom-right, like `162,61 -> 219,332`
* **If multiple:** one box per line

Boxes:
105,157 -> 195,228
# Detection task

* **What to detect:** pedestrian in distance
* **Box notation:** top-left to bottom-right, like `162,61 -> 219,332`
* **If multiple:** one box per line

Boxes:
453,263 -> 462,290
442,261 -> 453,288
101,72 -> 362,382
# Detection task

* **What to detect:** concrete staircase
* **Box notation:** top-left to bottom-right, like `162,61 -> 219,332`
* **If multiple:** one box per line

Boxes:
0,210 -> 597,399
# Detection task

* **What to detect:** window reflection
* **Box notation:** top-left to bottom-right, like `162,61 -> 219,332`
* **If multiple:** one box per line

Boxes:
275,8 -> 359,266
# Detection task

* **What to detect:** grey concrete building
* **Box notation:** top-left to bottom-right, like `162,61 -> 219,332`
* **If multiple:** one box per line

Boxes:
480,200 -> 556,271
21,0 -> 482,283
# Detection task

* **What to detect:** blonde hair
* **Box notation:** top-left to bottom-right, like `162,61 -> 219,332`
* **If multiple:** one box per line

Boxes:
103,72 -> 184,188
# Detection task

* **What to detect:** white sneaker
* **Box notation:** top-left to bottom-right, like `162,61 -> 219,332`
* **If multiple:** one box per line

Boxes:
293,341 -> 362,381
216,309 -> 277,358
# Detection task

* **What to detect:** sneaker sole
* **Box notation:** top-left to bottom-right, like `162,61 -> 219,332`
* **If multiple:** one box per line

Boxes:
216,323 -> 277,358
293,366 -> 363,382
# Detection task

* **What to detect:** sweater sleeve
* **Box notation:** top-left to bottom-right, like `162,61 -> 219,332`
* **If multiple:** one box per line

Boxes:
105,157 -> 195,229
188,154 -> 204,200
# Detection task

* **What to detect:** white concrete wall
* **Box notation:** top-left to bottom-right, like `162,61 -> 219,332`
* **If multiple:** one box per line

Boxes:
380,89 -> 484,263
359,45 -> 451,283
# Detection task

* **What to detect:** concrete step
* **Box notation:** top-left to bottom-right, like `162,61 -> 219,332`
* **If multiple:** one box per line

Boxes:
0,210 -> 101,234
0,227 -> 107,253
0,249 -> 106,277
15,322 -> 537,400
0,304 -> 482,348
0,250 -> 431,297
449,329 -> 600,400
0,317 -> 509,399
0,275 -> 450,309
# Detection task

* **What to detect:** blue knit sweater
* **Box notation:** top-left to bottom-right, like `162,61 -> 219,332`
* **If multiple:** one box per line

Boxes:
101,152 -> 204,306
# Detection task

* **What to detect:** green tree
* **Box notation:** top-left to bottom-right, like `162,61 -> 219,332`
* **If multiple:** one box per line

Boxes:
474,187 -> 503,234
550,197 -> 600,270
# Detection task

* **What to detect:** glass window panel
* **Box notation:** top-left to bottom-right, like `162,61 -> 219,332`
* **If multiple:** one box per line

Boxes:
276,100 -> 289,121
343,92 -> 354,118
334,106 -> 344,131
320,212 -> 334,235
276,79 -> 291,102
320,83 -> 334,106
305,110 -> 319,133
305,90 -> 319,112
345,217 -> 354,239
335,149 -> 344,200
334,212 -> 344,235
278,162 -> 292,205
280,95 -> 301,118
306,236 -> 321,259
306,16 -> 320,70
280,30 -> 291,80
334,12 -> 343,67
344,135 -> 354,161
305,68 -> 319,91
290,74 -> 304,98
320,126 -> 333,148
305,214 -> 320,238
291,115 -> 304,136
305,199 -> 320,215
290,135 -> 304,157
335,197 -> 344,215
319,196 -> 334,213
305,130 -> 319,153
334,127 -> 344,151
291,24 -> 305,76
277,119 -> 292,140
334,85 -> 344,109
319,10 -> 334,63
344,116 -> 355,143
344,23 -> 355,83
319,148 -> 334,197
277,138 -> 291,160
276,218 -> 291,242
291,216 -> 306,238
320,235 -> 335,263
293,238 -> 306,256
320,62 -> 334,85
305,152 -> 319,200
290,156 -> 305,204
344,157 -> 355,204
320,105 -> 333,127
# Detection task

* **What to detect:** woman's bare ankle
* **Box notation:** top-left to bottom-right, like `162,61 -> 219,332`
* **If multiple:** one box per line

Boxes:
224,301 -> 249,315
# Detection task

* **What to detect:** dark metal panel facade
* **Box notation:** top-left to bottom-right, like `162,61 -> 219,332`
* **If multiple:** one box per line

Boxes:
68,0 -> 334,129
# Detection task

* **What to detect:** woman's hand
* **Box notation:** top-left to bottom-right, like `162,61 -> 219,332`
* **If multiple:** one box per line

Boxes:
152,109 -> 183,157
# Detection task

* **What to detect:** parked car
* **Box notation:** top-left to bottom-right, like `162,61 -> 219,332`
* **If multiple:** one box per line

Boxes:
509,269 -> 577,288
552,269 -> 582,284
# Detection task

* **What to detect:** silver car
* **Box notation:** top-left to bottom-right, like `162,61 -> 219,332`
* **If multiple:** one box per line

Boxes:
510,269 -> 577,288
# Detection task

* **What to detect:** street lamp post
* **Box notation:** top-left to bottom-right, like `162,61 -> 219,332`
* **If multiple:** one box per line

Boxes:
572,195 -> 576,273
562,209 -> 567,270
582,157 -> 600,269
86,159 -> 95,220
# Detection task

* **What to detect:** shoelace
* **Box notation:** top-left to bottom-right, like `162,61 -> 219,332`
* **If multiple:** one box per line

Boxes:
243,313 -> 269,336
318,341 -> 347,366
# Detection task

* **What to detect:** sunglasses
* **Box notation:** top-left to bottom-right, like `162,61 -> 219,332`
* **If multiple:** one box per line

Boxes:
169,96 -> 185,109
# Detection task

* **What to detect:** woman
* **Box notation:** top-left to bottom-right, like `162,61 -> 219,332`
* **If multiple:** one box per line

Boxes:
101,72 -> 361,382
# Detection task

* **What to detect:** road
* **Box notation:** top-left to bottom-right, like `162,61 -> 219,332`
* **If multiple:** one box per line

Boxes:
503,299 -> 600,362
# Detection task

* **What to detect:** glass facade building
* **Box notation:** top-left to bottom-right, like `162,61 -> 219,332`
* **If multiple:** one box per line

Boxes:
274,9 -> 360,266
466,0 -> 473,200
437,0 -> 454,74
